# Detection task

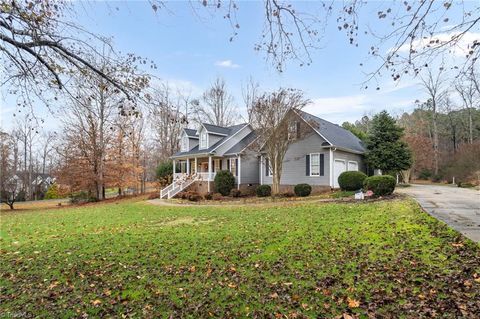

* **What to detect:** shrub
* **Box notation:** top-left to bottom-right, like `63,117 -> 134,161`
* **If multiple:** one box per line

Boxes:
256,185 -> 271,197
204,192 -> 213,200
44,183 -> 60,199
431,174 -> 443,183
363,175 -> 396,196
187,192 -> 201,202
418,169 -> 432,180
156,161 -> 173,186
338,171 -> 367,191
177,191 -> 188,200
212,193 -> 223,200
230,189 -> 241,197
294,183 -> 312,197
214,170 -> 235,196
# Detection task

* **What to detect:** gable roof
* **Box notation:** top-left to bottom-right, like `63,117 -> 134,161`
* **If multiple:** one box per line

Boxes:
172,123 -> 249,158
296,110 -> 365,154
224,131 -> 258,155
184,128 -> 198,138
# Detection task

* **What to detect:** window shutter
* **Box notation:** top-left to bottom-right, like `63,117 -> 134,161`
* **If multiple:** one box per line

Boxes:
320,154 -> 324,176
296,121 -> 301,139
219,159 -> 222,170
212,160 -> 215,172
235,158 -> 238,176
265,158 -> 269,176
306,154 -> 310,176
227,159 -> 230,171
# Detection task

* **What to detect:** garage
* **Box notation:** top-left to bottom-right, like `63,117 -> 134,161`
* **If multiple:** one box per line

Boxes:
348,161 -> 358,171
333,159 -> 346,188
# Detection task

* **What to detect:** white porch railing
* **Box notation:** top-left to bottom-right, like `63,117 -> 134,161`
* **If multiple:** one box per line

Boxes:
197,172 -> 216,181
159,171 -> 216,199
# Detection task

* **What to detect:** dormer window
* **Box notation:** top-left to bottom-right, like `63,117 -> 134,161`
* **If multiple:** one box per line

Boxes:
181,135 -> 189,151
200,132 -> 208,149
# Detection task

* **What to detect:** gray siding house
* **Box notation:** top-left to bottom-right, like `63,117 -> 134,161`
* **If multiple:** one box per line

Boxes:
161,110 -> 365,198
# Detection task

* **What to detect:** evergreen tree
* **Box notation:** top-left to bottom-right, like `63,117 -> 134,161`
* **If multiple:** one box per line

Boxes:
366,111 -> 412,173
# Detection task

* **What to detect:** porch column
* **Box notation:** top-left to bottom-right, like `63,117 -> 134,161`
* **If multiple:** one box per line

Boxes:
260,155 -> 263,185
237,155 -> 241,190
172,159 -> 176,179
195,157 -> 198,175
186,158 -> 190,175
208,156 -> 212,192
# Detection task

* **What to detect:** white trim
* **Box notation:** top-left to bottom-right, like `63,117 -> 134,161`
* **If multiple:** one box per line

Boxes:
186,158 -> 190,174
237,155 -> 241,189
199,130 -> 208,149
260,155 -> 263,185
209,124 -> 250,153
329,148 -> 334,187
309,153 -> 320,176
347,160 -> 358,171
333,158 -> 346,189
208,156 -> 212,192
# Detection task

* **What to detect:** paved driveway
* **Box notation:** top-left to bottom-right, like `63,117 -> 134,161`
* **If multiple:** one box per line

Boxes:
398,184 -> 480,242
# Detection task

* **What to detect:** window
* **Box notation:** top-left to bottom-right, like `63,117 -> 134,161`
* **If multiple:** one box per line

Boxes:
310,153 -> 320,176
229,158 -> 237,176
214,159 -> 221,172
181,135 -> 189,151
200,132 -> 208,149
265,157 -> 272,176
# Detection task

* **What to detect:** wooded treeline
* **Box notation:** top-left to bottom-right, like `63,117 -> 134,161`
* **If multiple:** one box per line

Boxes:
343,70 -> 480,184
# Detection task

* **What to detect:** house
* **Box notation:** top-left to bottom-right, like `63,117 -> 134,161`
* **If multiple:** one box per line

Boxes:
161,110 -> 365,198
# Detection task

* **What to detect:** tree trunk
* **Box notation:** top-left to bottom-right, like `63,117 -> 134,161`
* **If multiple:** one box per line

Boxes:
432,102 -> 439,175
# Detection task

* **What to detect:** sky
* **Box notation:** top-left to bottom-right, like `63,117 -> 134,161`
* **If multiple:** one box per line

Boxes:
0,1 -> 475,131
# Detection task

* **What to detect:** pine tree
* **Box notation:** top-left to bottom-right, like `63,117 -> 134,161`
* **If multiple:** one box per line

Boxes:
366,111 -> 412,173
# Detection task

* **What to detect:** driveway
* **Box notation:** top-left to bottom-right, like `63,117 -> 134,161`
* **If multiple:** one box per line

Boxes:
398,184 -> 480,242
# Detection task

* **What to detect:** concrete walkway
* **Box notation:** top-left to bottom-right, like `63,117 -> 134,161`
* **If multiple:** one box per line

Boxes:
398,184 -> 480,242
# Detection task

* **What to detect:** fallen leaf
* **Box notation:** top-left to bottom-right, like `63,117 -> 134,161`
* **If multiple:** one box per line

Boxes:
91,299 -> 102,306
347,297 -> 360,308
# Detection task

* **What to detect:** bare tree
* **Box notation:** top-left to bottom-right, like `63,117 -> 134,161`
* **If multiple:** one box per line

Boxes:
249,88 -> 310,195
38,131 -> 57,174
242,77 -> 260,123
192,77 -> 237,127
148,83 -> 188,161
0,131 -> 20,209
419,67 -> 447,175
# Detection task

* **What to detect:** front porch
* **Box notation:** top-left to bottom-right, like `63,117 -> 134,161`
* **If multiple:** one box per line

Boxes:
161,155 -> 240,198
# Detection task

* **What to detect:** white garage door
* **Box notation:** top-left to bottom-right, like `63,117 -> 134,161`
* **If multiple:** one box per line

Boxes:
348,161 -> 358,171
334,160 -> 346,188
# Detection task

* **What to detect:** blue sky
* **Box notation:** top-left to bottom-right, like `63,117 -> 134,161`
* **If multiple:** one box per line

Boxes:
1,1 -> 473,130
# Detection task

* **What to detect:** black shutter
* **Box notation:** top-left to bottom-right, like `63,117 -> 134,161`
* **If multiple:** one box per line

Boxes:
296,121 -> 301,139
320,154 -> 324,176
212,160 -> 215,172
227,159 -> 230,171
220,159 -> 222,170
235,158 -> 238,176
265,158 -> 269,176
305,154 -> 310,176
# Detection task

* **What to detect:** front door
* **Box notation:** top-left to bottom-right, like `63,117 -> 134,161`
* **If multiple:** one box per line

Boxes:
201,162 -> 208,172
334,160 -> 346,188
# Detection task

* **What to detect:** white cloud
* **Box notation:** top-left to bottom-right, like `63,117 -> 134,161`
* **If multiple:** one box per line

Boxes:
305,84 -> 422,125
396,31 -> 480,57
214,60 -> 240,68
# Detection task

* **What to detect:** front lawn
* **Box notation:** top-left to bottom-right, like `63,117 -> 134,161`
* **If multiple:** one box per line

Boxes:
1,198 -> 479,318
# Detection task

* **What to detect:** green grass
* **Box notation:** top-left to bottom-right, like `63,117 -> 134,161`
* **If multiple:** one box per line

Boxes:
1,198 -> 479,318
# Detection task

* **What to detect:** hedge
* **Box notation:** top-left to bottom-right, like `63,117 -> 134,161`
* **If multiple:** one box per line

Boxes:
363,175 -> 396,196
338,171 -> 367,191
256,185 -> 271,197
294,183 -> 312,197
214,170 -> 235,196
